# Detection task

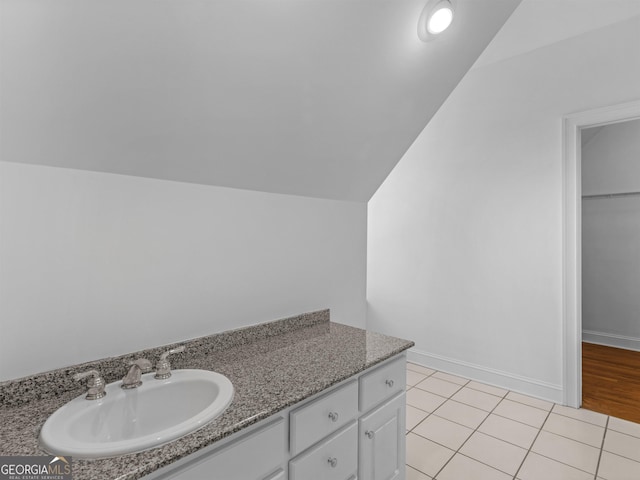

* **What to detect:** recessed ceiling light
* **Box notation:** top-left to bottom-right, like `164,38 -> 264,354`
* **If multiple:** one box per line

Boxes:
418,0 -> 455,42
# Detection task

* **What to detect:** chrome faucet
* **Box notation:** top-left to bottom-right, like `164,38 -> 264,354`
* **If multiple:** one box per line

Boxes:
155,346 -> 185,380
73,370 -> 107,400
121,359 -> 152,389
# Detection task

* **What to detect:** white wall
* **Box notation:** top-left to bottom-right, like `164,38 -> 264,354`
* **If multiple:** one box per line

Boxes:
367,16 -> 640,402
0,162 -> 366,380
582,120 -> 640,351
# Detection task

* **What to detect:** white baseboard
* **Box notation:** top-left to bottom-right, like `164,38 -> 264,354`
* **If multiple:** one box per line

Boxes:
583,330 -> 640,352
407,348 -> 563,404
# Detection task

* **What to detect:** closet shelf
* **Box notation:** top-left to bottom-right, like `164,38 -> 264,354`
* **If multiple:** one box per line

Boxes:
582,191 -> 640,200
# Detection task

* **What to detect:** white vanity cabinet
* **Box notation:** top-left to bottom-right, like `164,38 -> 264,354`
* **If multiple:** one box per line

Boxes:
146,354 -> 407,480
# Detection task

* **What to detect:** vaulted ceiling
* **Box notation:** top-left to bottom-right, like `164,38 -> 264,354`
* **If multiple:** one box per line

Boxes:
1,0 -> 521,201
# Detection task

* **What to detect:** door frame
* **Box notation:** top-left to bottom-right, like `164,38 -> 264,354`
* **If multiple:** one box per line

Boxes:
562,99 -> 640,407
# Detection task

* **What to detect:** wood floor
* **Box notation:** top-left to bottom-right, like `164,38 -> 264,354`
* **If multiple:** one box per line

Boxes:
582,342 -> 640,424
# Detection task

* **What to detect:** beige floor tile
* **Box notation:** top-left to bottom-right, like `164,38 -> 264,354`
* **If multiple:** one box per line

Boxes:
466,380 -> 508,397
603,429 -> 640,462
406,433 -> 454,478
407,370 -> 428,387
531,430 -> 600,473
478,413 -> 539,449
493,399 -> 549,428
413,414 -> 474,450
407,362 -> 436,376
415,376 -> 463,397
552,404 -> 608,427
406,465 -> 432,480
608,416 -> 640,439
505,391 -> 554,411
597,451 -> 640,480
459,431 -> 527,475
406,388 -> 447,413
543,412 -> 605,447
434,399 -> 489,429
516,452 -> 593,480
437,453 -> 511,480
451,387 -> 502,412
432,371 -> 469,386
407,405 -> 430,431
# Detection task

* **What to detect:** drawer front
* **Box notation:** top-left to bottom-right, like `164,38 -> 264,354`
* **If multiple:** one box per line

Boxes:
290,380 -> 358,455
162,417 -> 286,480
289,421 -> 357,480
359,357 -> 405,413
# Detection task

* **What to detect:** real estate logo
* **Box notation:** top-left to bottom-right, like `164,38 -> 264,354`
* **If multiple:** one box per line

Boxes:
0,456 -> 72,480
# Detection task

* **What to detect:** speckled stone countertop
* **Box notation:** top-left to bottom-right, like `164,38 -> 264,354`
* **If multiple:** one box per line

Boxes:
0,310 -> 413,480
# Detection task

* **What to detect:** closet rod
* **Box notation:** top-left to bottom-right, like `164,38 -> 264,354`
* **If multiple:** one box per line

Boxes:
582,191 -> 640,200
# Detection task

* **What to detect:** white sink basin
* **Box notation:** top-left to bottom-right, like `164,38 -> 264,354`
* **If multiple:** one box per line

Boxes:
40,369 -> 234,459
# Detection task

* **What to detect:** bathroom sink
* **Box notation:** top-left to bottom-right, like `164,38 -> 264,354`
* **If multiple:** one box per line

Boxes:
40,369 -> 234,458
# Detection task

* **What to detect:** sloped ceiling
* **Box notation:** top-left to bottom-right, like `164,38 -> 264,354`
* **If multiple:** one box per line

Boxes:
473,0 -> 640,69
1,0 -> 520,201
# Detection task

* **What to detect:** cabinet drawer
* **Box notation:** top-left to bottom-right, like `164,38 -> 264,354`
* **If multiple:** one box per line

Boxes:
290,380 -> 358,455
155,417 -> 286,480
289,421 -> 357,480
359,357 -> 405,412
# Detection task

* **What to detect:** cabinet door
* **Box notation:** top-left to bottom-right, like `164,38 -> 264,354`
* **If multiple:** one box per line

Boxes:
358,393 -> 406,480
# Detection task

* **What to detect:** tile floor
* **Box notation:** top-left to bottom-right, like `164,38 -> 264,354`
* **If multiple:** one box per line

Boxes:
405,362 -> 640,480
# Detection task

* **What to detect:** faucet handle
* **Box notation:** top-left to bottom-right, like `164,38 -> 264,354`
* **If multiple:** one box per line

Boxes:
155,346 -> 185,380
73,369 -> 107,400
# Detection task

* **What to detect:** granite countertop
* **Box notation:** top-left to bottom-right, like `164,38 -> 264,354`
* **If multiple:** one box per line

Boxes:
0,311 -> 413,480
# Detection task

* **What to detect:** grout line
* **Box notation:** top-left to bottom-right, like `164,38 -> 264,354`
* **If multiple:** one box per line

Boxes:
409,366 -> 554,414
512,404 -> 554,479
406,393 -> 448,415
525,450 -> 601,476
513,409 -> 606,478
539,415 -> 607,449
456,452 -> 520,478
412,380 -> 464,396
550,405 -> 609,427
594,416 -> 609,480
602,425 -> 640,439
479,410 -> 543,430
429,386 -> 508,479
431,371 -> 471,386
405,368 -> 640,479
464,380 -> 510,397
599,440 -> 640,463
406,368 -> 528,478
498,396 -> 554,414
416,373 -> 553,413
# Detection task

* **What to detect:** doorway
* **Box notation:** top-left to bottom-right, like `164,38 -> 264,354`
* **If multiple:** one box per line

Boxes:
580,119 -> 640,422
562,100 -> 640,410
